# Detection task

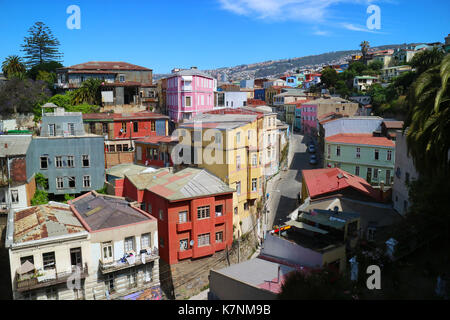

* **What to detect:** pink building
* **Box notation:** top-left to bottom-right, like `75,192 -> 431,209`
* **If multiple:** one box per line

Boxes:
300,103 -> 318,134
166,68 -> 216,122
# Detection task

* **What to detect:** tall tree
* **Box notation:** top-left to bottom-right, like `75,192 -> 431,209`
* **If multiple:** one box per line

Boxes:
405,54 -> 450,177
21,22 -> 63,68
71,78 -> 103,105
409,47 -> 445,76
1,55 -> 26,78
360,40 -> 370,61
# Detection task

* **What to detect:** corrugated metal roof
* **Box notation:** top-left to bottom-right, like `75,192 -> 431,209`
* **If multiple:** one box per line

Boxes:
13,202 -> 86,244
0,135 -> 32,156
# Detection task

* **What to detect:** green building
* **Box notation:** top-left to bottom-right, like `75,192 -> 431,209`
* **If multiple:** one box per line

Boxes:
324,133 -> 395,186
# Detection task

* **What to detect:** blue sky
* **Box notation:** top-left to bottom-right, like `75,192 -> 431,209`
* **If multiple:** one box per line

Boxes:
0,0 -> 449,74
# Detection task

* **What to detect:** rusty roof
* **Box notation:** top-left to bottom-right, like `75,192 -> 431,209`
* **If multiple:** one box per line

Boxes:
13,202 -> 86,244
60,61 -> 152,71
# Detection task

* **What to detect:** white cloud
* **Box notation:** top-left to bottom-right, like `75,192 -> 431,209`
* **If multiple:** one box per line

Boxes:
217,0 -> 370,22
341,23 -> 385,33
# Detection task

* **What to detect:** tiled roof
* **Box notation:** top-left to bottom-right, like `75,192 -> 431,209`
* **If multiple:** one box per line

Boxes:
326,133 -> 395,147
126,167 -> 234,201
82,112 -> 169,121
302,168 -> 380,201
13,202 -> 86,243
71,192 -> 154,231
60,61 -> 152,71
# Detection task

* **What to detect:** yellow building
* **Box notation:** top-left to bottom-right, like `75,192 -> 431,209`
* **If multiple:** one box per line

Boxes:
177,112 -> 264,237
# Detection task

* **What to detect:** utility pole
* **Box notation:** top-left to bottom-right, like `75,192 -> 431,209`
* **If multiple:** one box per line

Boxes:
237,230 -> 240,263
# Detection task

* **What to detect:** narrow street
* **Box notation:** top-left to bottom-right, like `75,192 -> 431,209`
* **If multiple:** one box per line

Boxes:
267,132 -> 320,229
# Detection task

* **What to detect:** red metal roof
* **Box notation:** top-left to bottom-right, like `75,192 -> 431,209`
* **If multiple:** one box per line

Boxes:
302,168 -> 380,201
60,61 -> 152,71
135,136 -> 178,144
83,112 -> 169,121
326,133 -> 395,147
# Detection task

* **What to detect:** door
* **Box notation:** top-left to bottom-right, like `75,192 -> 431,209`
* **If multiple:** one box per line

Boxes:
70,248 -> 82,268
367,168 -> 372,184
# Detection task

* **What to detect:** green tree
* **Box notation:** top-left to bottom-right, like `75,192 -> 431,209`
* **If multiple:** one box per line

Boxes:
278,268 -> 351,300
405,54 -> 450,177
26,61 -> 63,80
335,80 -> 351,98
409,47 -> 445,75
368,60 -> 384,72
320,67 -> 338,88
21,22 -> 63,68
1,55 -> 26,78
71,78 -> 103,105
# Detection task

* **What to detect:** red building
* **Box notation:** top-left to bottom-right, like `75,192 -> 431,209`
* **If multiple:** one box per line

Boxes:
134,135 -> 178,168
82,112 -> 170,168
122,167 -> 235,265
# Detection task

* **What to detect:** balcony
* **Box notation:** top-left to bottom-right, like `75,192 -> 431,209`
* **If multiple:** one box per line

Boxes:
16,264 -> 89,293
177,221 -> 192,233
181,85 -> 192,91
178,249 -> 193,260
99,249 -> 159,274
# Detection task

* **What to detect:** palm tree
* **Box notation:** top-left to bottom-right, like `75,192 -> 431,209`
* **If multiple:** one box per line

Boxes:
71,78 -> 103,105
1,55 -> 26,78
405,54 -> 450,177
409,46 -> 445,75
360,41 -> 370,61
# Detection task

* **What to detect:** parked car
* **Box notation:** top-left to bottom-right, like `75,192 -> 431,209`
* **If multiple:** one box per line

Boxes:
309,154 -> 318,165
308,144 -> 316,153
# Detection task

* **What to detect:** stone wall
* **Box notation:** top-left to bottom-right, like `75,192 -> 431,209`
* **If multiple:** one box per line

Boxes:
159,226 -> 260,300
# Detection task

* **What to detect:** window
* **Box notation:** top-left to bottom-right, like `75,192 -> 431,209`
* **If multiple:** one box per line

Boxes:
56,177 -> 64,189
374,168 -> 379,180
67,156 -> 74,168
40,156 -> 48,169
387,150 -> 392,161
88,122 -> 95,134
119,75 -> 125,82
236,132 -> 241,144
367,228 -> 376,242
148,203 -> 152,214
374,149 -> 379,160
355,166 -> 360,176
198,233 -> 210,247
248,130 -> 251,140
109,145 -> 115,152
48,124 -> 55,136
327,145 -> 331,159
121,122 -> 127,133
234,207 -> 238,215
356,147 -> 361,159
252,154 -> 257,167
159,209 -> 164,220
55,156 -> 63,168
11,190 -> 19,204
215,232 -> 223,243
180,239 -> 188,251
133,121 -> 138,132
159,237 -> 164,248
197,206 -> 210,220
102,123 -> 108,134
244,202 -> 249,211
82,155 -> 90,167
68,123 -> 75,136
124,237 -> 135,252
43,252 -> 56,270
123,144 -> 129,152
117,144 -> 122,152
252,178 -> 257,192
46,287 -> 58,300
386,170 -> 391,184
105,274 -> 115,293
185,96 -> 191,107
128,268 -> 137,289
215,205 -> 223,217
236,181 -> 241,195
144,265 -> 153,283
20,256 -> 34,266
178,211 -> 188,223
151,121 -> 155,131
68,176 -> 76,188
236,156 -> 241,169
83,175 -> 91,188
336,146 -> 341,157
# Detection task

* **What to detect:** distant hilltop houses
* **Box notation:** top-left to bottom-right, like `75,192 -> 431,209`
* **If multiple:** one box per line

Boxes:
0,32 -> 448,301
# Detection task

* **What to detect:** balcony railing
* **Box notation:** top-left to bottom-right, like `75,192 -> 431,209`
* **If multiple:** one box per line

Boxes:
16,264 -> 88,292
99,249 -> 159,274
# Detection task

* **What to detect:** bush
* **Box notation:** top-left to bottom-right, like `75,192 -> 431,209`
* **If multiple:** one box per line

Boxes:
31,189 -> 48,206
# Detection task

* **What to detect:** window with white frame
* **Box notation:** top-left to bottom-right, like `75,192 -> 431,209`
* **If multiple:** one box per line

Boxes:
236,155 -> 241,169
68,123 -> 75,136
124,237 -> 135,252
141,233 -> 151,249
178,211 -> 188,223
55,156 -> 63,168
252,178 -> 257,192
252,154 -> 257,166
197,206 -> 210,219
82,155 -> 90,167
56,177 -> 64,189
127,268 -> 137,288
387,150 -> 392,161
144,265 -> 153,282
43,252 -> 56,270
83,175 -> 91,188
215,231 -> 223,243
236,132 -> 241,144
198,233 -> 210,247
67,156 -> 74,168
236,181 -> 241,195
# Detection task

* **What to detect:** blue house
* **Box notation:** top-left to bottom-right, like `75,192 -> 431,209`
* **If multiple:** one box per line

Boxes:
285,76 -> 298,88
254,88 -> 266,101
27,107 -> 105,195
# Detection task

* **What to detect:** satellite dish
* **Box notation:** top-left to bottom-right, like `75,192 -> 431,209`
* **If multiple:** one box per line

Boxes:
190,240 -> 194,246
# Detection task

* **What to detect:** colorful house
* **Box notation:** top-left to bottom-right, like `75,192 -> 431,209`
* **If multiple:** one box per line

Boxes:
121,167 -> 234,265
254,88 -> 266,101
134,135 -> 178,168
324,133 -> 395,186
166,68 -> 216,123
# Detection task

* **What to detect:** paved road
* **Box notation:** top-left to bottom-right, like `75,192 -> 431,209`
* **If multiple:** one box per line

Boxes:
267,132 -> 320,229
